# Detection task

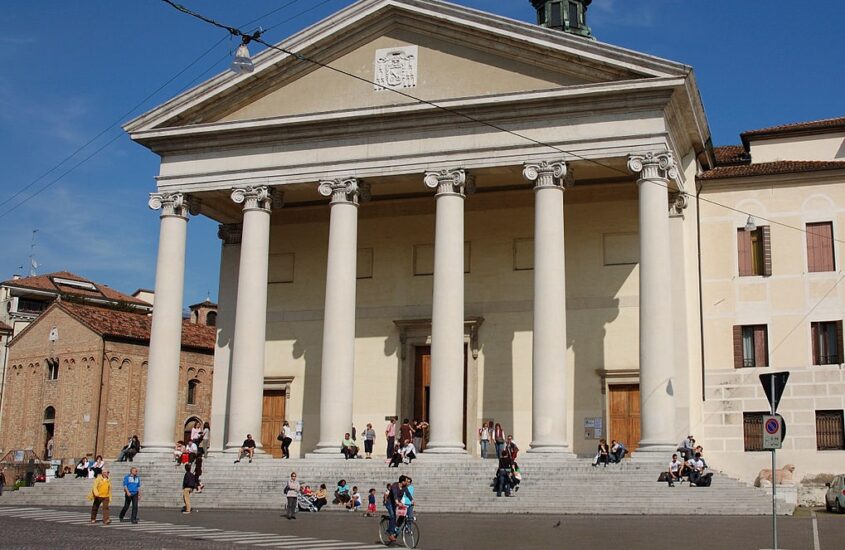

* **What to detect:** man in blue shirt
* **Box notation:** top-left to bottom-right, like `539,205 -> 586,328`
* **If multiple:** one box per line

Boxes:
119,467 -> 141,523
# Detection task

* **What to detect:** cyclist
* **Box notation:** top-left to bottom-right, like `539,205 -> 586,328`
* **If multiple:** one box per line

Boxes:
385,475 -> 410,543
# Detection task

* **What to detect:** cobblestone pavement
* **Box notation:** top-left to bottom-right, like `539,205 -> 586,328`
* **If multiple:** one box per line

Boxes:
1,505 -> 843,549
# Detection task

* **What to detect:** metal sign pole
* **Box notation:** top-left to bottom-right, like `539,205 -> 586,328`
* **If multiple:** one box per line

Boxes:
770,375 -> 777,550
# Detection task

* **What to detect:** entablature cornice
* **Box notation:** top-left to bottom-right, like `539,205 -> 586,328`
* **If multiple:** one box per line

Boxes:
132,78 -> 684,155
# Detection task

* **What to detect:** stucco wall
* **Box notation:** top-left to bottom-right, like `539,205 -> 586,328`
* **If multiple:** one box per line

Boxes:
700,174 -> 845,482
263,186 -> 644,457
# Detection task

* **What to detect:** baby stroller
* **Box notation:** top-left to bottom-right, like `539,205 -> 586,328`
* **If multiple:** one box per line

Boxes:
297,491 -> 319,512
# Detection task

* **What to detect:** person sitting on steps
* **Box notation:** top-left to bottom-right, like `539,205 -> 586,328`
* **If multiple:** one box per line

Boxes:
686,452 -> 707,485
666,454 -> 683,487
610,440 -> 628,463
593,439 -> 610,467
677,435 -> 695,461
401,439 -> 417,464
234,434 -> 256,463
341,432 -> 358,460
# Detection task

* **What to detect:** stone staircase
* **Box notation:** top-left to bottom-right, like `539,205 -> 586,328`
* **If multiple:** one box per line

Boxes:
2,455 -> 781,515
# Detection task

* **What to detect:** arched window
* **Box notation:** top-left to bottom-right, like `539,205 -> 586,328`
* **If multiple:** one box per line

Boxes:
46,359 -> 59,380
206,311 -> 217,327
44,406 -> 56,422
187,379 -> 200,405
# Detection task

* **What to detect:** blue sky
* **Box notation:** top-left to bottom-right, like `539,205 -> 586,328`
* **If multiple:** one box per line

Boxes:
1,0 -> 843,305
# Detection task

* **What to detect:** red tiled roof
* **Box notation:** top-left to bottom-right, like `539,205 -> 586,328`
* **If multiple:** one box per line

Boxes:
0,321 -> 12,333
740,116 -> 845,148
56,301 -> 215,351
1,271 -> 149,307
713,145 -> 750,166
699,160 -> 845,181
743,116 -> 845,137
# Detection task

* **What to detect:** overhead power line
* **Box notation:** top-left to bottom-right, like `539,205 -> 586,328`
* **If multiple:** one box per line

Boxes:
0,0 -> 340,220
158,0 -> 845,247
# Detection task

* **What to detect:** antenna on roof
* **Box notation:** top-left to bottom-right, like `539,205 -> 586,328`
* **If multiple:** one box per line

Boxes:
28,229 -> 39,277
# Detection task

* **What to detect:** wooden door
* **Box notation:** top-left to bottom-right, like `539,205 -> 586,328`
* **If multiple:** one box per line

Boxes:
413,345 -> 467,447
609,384 -> 640,453
261,390 -> 286,458
414,346 -> 432,424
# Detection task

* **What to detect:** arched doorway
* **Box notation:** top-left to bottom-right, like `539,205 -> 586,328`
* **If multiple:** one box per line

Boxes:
183,417 -> 202,444
43,406 -> 56,460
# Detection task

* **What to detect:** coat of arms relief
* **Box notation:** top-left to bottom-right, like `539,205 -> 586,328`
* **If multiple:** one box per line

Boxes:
374,45 -> 418,91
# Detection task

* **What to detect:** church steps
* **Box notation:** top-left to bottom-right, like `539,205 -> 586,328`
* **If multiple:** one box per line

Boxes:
3,457 -> 776,515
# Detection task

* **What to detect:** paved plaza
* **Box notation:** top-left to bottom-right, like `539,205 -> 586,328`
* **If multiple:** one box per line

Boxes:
0,505 -> 843,549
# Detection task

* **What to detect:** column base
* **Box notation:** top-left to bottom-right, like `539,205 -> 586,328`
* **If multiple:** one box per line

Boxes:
423,442 -> 467,454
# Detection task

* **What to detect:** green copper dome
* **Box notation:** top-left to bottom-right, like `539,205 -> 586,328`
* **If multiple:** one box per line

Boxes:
529,0 -> 595,39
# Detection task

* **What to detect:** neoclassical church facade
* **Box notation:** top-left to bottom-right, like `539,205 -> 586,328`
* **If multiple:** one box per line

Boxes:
124,0 -> 845,481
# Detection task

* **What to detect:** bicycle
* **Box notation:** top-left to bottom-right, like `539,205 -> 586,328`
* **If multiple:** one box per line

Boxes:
378,510 -> 419,548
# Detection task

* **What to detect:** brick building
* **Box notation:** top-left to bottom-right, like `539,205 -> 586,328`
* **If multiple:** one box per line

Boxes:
0,300 -> 215,462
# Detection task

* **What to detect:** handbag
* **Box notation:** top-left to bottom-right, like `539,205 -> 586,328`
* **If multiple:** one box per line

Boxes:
277,433 -> 284,441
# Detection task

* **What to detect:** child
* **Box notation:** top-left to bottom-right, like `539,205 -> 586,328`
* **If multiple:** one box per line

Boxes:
347,486 -> 362,512
383,483 -> 391,508
365,488 -> 377,517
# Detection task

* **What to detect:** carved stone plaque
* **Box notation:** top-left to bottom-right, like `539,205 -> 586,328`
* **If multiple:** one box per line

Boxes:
374,45 -> 418,91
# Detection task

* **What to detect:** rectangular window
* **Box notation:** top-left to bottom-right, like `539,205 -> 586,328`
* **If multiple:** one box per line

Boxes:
807,222 -> 835,272
269,253 -> 295,284
737,226 -> 772,276
550,2 -> 562,27
514,238 -> 534,271
357,248 -> 374,280
17,298 -> 49,314
811,321 -> 843,365
816,410 -> 845,450
733,325 -> 768,368
743,412 -> 768,452
568,1 -> 580,25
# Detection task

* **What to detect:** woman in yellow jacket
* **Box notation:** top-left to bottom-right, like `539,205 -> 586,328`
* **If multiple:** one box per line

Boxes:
88,469 -> 112,524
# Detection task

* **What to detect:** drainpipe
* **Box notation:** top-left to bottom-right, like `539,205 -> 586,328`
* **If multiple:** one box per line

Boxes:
696,187 -> 706,401
93,346 -> 107,457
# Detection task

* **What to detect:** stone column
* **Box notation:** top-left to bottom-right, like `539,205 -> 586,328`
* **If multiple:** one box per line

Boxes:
423,169 -> 470,454
143,192 -> 191,453
628,152 -> 677,453
209,224 -> 241,453
311,179 -> 367,455
522,161 -> 573,455
225,186 -> 278,451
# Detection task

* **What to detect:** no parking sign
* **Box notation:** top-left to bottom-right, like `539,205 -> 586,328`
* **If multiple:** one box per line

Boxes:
762,414 -> 784,450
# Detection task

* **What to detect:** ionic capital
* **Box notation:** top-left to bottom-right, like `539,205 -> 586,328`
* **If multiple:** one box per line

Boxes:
522,161 -> 568,189
148,192 -> 194,219
230,186 -> 283,212
318,178 -> 370,206
217,223 -> 243,245
627,151 -> 679,182
424,169 -> 473,197
669,192 -> 689,217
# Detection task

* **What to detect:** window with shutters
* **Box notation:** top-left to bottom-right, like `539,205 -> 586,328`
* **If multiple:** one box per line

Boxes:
815,410 -> 845,450
812,321 -> 843,365
806,222 -> 835,272
733,325 -> 769,368
743,412 -> 767,451
737,227 -> 771,276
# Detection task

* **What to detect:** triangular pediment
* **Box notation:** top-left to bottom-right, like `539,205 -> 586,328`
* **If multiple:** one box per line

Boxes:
126,0 -> 690,133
